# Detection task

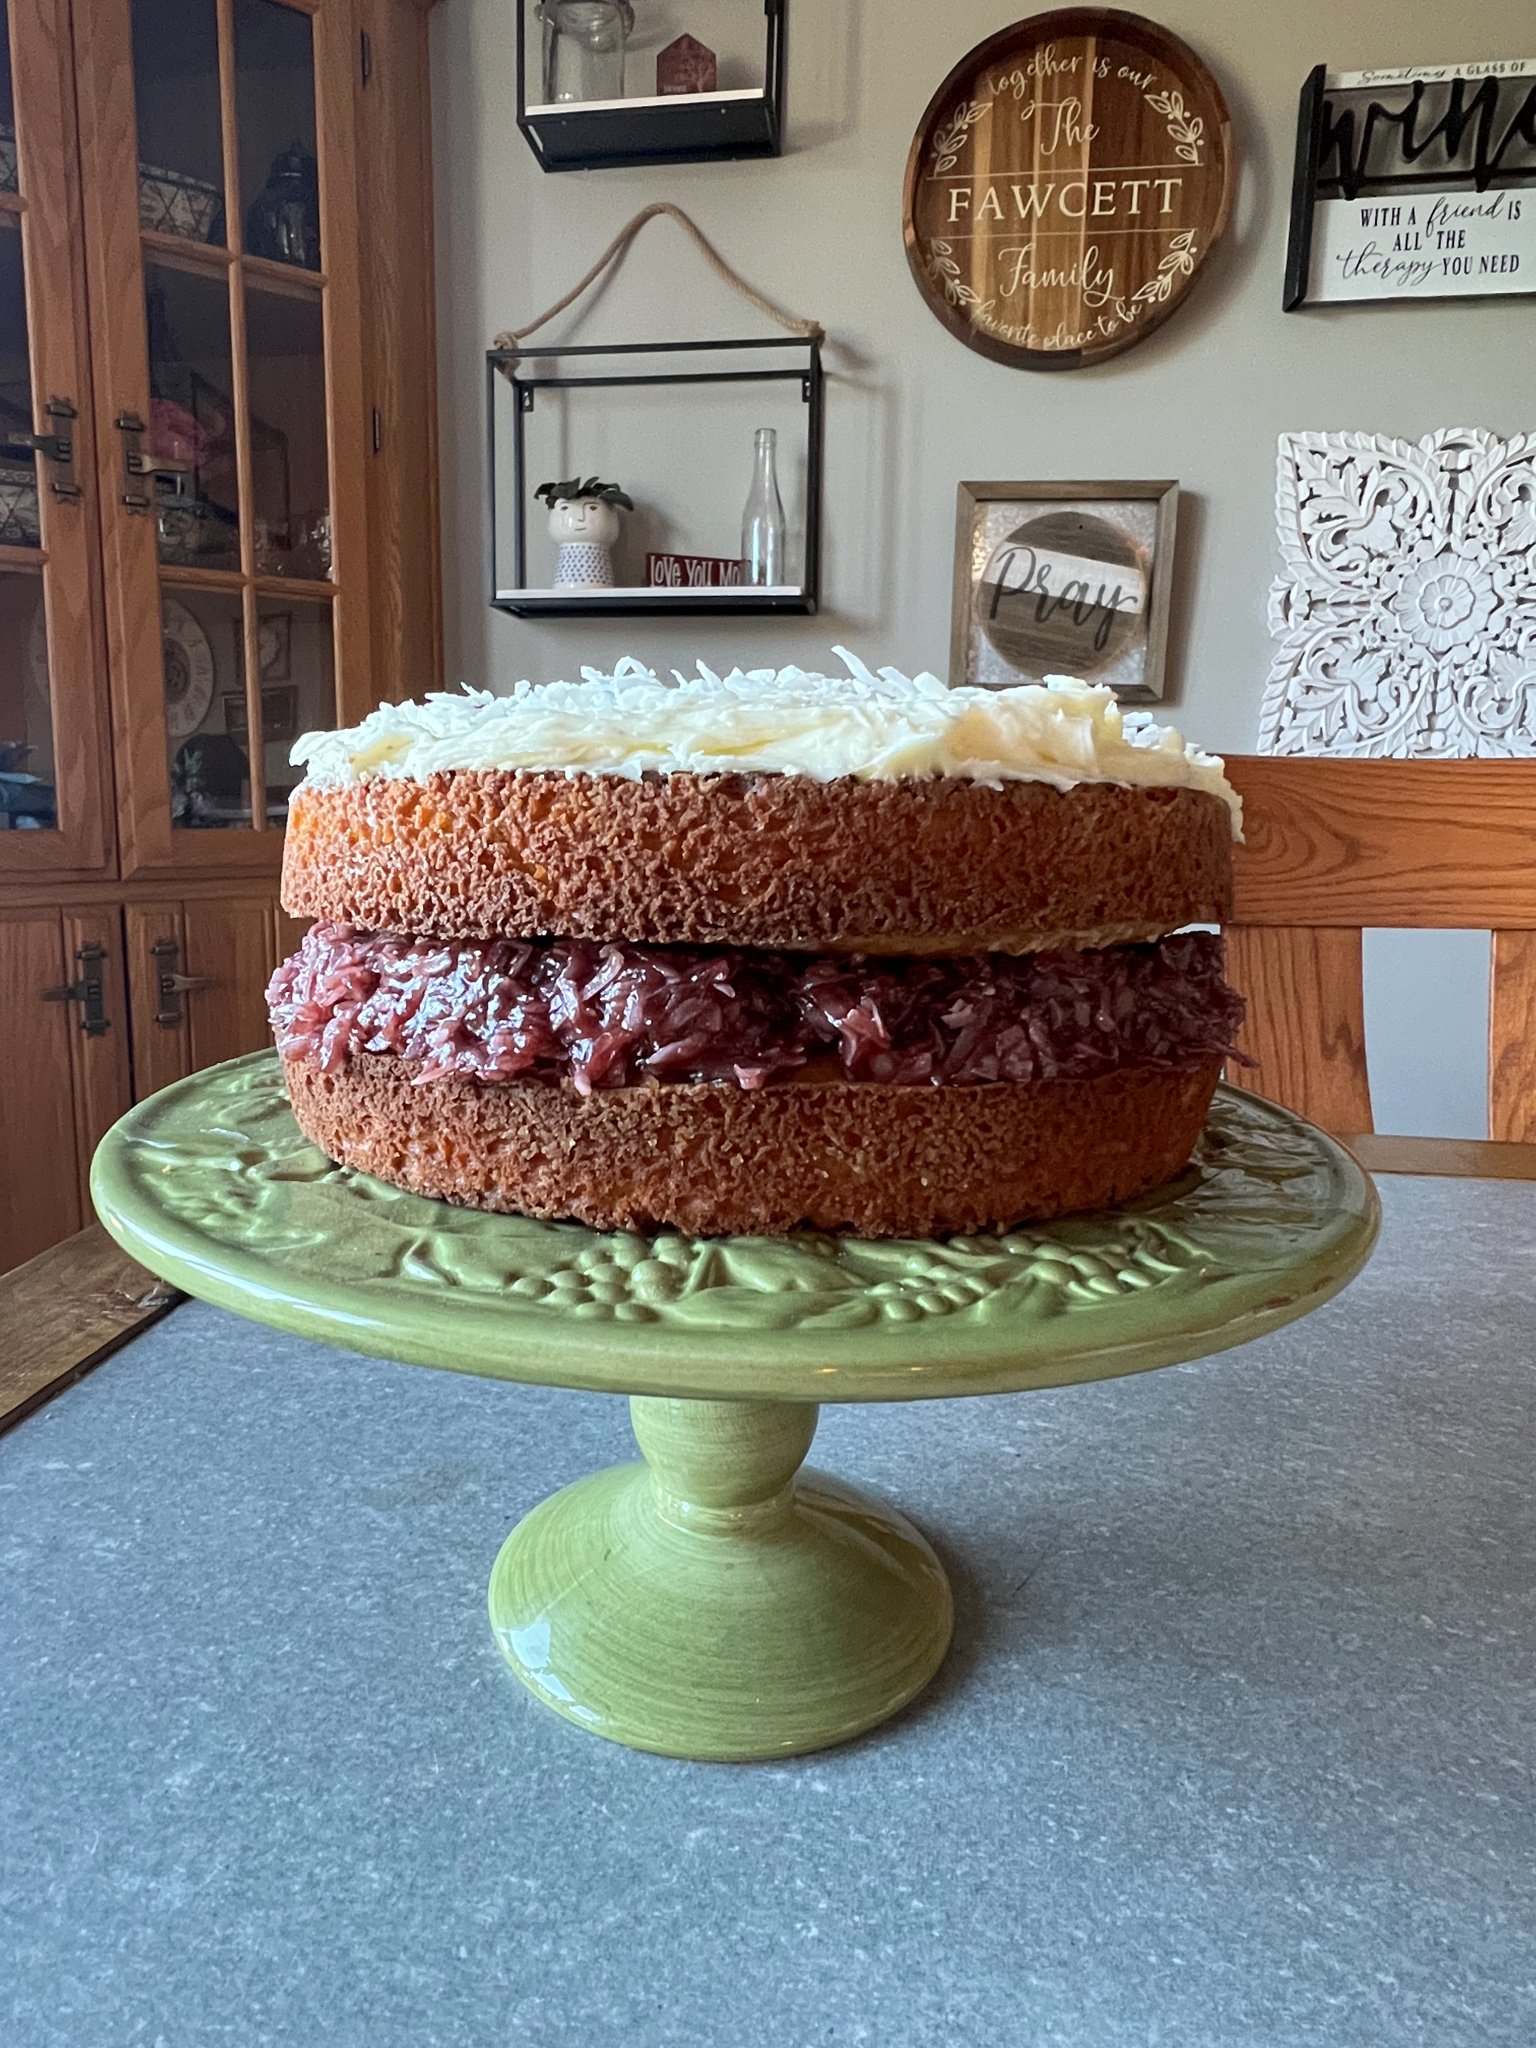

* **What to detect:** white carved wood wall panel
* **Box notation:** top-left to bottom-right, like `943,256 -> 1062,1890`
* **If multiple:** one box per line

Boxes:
1260,428 -> 1536,756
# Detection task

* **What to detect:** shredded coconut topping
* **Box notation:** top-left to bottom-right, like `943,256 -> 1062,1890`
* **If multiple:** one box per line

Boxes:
291,650 -> 1240,832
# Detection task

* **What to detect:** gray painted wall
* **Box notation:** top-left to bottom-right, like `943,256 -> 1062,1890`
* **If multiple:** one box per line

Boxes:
429,1 -> 1534,1136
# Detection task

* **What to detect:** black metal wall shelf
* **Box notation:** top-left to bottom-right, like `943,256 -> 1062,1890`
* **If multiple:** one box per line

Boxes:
487,336 -> 824,619
494,586 -> 813,619
517,1 -> 785,173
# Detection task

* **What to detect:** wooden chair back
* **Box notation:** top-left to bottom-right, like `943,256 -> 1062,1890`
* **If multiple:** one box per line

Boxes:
1223,756 -> 1536,1176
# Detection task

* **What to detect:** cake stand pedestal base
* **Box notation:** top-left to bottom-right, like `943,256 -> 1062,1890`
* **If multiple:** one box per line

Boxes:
487,1396 -> 955,1761
93,1056 -> 1379,1765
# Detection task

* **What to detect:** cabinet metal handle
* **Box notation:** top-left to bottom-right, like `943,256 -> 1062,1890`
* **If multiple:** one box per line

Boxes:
3,397 -> 81,501
151,938 -> 214,1027
114,410 -> 191,510
43,939 -> 110,1037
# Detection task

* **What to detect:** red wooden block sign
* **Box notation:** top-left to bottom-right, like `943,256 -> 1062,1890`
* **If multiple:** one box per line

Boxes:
657,33 -> 718,97
647,552 -> 743,589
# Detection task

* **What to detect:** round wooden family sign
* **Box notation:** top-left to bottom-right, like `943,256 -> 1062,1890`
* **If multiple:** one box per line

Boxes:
903,8 -> 1232,370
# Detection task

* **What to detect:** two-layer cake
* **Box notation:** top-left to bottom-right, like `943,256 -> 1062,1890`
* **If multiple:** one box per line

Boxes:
268,655 -> 1244,1237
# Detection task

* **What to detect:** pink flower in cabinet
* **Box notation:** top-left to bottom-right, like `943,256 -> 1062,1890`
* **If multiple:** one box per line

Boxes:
149,398 -> 212,467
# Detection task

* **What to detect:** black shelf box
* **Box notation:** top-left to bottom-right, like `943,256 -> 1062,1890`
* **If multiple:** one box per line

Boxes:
487,335 -> 824,620
517,1 -> 785,173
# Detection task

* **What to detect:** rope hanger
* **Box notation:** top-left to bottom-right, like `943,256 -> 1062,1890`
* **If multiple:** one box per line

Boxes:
492,201 -> 825,352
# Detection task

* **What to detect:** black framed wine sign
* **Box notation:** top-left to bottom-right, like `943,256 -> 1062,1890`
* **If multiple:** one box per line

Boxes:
1285,58 -> 1536,308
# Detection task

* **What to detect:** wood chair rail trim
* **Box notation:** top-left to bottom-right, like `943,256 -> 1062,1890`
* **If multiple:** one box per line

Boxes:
1226,756 -> 1536,927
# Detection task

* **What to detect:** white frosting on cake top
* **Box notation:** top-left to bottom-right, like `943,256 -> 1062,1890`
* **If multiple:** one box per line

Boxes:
292,650 -> 1241,830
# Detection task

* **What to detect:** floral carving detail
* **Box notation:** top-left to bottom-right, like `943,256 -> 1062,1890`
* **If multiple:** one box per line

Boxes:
928,65 -> 1033,173
1128,230 -> 1198,308
921,238 -> 994,318
100,1055 -> 1367,1343
1260,429 -> 1536,756
930,98 -> 987,175
1145,87 -> 1204,165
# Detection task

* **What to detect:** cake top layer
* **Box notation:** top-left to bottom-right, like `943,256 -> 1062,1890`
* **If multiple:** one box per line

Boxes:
292,650 -> 1240,829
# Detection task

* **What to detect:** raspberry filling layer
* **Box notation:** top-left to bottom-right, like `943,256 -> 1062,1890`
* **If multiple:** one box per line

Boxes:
268,924 -> 1244,1093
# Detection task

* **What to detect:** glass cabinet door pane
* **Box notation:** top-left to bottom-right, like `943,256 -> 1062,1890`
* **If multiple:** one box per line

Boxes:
246,285 -> 329,578
0,218 -> 38,548
235,0 -> 321,272
165,589 -> 252,829
130,0 -> 226,247
145,261 -> 241,571
0,0 -> 16,193
0,571 -> 53,829
253,596 -> 332,819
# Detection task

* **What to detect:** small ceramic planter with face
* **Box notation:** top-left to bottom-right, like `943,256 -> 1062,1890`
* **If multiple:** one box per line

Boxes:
537,476 -> 635,589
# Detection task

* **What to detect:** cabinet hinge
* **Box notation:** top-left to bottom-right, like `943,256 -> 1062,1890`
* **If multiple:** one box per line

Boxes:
371,406 -> 383,455
360,27 -> 373,86
43,940 -> 111,1037
115,410 -> 192,510
3,397 -> 82,501
150,938 -> 215,1029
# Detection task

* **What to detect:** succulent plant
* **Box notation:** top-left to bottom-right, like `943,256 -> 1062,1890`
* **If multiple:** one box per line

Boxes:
535,475 -> 634,511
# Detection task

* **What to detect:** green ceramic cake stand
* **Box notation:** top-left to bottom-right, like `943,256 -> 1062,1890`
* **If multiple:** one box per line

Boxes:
92,1051 -> 1377,1763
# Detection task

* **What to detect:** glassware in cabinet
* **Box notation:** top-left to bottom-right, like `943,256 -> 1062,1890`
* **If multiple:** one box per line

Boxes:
76,0 -> 369,868
0,0 -> 115,876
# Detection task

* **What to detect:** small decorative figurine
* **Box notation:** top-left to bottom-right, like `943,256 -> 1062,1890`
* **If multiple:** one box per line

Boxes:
657,33 -> 718,96
537,476 -> 635,588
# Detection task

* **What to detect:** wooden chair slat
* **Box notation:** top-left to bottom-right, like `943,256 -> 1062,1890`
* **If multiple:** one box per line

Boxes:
1489,930 -> 1536,1142
1225,926 -> 1374,1135
1225,757 -> 1536,928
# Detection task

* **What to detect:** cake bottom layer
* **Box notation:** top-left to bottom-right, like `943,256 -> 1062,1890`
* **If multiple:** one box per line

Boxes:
282,1053 -> 1223,1238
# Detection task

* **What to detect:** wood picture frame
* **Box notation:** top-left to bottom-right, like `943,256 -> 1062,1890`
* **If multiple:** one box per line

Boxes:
950,479 -> 1178,702
1284,60 -> 1536,310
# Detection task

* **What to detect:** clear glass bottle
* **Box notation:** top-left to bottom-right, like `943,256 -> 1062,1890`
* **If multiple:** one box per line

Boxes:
540,1 -> 633,105
740,427 -> 786,588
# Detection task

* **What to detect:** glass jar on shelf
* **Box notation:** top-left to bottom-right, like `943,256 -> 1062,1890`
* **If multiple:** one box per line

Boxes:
539,0 -> 634,104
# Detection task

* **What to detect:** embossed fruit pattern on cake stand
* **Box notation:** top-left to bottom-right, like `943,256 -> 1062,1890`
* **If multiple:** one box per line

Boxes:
92,1052 -> 1377,1762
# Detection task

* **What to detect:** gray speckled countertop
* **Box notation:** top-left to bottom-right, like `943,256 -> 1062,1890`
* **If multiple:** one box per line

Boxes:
3,1174 -> 1534,2048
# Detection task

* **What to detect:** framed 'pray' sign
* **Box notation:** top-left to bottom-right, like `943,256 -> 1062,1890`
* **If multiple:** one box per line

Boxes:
903,9 -> 1232,370
950,479 -> 1179,702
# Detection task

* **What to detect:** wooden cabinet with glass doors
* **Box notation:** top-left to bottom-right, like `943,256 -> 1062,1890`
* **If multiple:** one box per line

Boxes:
0,0 -> 440,1272
0,0 -> 114,880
